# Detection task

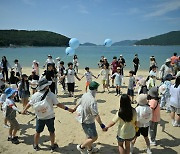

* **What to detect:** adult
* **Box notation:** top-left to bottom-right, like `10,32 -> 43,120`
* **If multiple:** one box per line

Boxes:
169,76 -> 180,127
28,70 -> 39,94
74,81 -> 106,154
118,54 -> 126,83
43,55 -> 55,69
159,58 -> 174,82
1,56 -> 12,82
103,57 -> 109,69
133,54 -> 140,75
55,57 -> 61,70
111,56 -> 119,87
32,60 -> 39,76
41,63 -> 57,94
73,55 -> 79,73
13,59 -> 22,77
22,78 -> 74,151
98,56 -> 105,68
149,56 -> 157,72
171,53 -> 179,75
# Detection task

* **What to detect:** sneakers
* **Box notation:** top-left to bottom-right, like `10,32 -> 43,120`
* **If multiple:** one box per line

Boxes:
11,137 -> 19,144
173,121 -> 179,127
3,124 -> 10,128
115,94 -> 118,96
77,145 -> 86,154
50,143 -> 58,151
7,137 -> 12,141
150,140 -> 156,146
87,147 -> 99,154
33,144 -> 40,151
146,148 -> 152,154
172,119 -> 175,126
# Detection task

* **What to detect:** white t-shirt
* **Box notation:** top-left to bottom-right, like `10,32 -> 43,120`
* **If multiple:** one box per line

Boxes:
65,69 -> 76,83
0,93 -> 6,105
99,69 -> 109,80
111,72 -> 122,85
136,105 -> 152,127
29,90 -> 59,120
14,63 -> 22,74
169,85 -> 180,108
84,71 -> 93,82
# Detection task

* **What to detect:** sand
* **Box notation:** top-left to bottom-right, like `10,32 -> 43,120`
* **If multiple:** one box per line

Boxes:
0,68 -> 179,154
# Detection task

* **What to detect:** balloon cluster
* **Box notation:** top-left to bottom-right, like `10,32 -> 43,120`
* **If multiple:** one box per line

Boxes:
65,38 -> 80,56
104,39 -> 112,47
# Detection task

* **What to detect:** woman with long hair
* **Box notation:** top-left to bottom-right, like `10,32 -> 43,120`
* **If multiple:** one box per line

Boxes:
1,56 -> 12,82
106,94 -> 137,154
73,54 -> 79,73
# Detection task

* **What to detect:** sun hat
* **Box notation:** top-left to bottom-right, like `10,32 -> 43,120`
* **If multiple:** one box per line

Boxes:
165,58 -> 171,63
89,81 -> 100,90
159,84 -> 167,94
148,87 -> 158,97
129,70 -> 134,74
120,54 -> 123,57
104,57 -> 107,60
136,94 -> 148,105
56,57 -> 60,60
47,55 -> 52,58
33,60 -> 37,63
5,88 -> 17,98
37,78 -> 52,91
138,78 -> 146,86
117,67 -> 121,70
0,73 -> 3,80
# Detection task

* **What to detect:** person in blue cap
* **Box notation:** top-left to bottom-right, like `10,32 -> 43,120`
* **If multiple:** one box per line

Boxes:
3,87 -> 21,144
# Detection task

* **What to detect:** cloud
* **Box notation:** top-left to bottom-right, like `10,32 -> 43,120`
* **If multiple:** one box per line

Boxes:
78,4 -> 89,14
145,0 -> 180,17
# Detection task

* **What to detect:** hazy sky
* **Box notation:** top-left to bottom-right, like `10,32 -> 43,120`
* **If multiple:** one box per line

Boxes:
0,0 -> 180,44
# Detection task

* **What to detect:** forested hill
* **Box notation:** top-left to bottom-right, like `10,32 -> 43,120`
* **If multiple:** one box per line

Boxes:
0,30 -> 70,47
135,31 -> 180,45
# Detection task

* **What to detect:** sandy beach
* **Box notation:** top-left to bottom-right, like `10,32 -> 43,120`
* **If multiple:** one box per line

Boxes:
0,68 -> 179,154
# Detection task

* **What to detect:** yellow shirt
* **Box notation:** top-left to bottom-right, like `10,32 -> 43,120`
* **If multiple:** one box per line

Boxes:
112,109 -> 137,139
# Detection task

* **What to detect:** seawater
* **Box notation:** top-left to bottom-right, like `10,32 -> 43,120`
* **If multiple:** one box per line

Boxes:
0,46 -> 179,70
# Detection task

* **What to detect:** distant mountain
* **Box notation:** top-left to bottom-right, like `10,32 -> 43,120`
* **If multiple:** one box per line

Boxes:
0,29 -> 70,47
112,40 -> 138,46
135,31 -> 180,45
80,42 -> 97,46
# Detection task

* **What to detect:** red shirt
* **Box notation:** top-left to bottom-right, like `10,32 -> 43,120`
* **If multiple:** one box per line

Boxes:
111,61 -> 119,72
171,56 -> 178,65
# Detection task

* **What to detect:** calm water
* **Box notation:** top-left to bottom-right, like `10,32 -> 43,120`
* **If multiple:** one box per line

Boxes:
0,46 -> 179,70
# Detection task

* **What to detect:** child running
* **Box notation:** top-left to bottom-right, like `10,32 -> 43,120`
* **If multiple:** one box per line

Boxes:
111,67 -> 122,96
97,65 -> 110,93
80,67 -> 97,92
148,87 -> 160,146
105,94 -> 137,154
131,94 -> 152,154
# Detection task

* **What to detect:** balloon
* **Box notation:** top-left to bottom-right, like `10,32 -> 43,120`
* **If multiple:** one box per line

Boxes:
65,47 -> 75,56
104,39 -> 112,47
69,38 -> 80,49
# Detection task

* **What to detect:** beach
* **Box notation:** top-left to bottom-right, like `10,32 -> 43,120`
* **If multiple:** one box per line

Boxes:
0,68 -> 179,154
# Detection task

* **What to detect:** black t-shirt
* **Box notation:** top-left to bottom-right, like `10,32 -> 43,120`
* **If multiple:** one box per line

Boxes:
9,76 -> 19,84
133,58 -> 139,65
28,75 -> 39,81
43,70 -> 57,81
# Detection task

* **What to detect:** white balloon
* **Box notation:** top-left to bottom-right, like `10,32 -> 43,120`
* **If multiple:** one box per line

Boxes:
69,38 -> 80,49
104,39 -> 112,47
65,47 -> 75,56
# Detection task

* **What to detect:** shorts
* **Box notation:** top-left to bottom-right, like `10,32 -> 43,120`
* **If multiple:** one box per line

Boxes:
127,89 -> 134,96
86,82 -> 90,87
136,127 -> 149,137
116,136 -> 134,142
36,117 -> 55,133
7,118 -> 20,130
67,83 -> 75,92
82,123 -> 97,138
170,106 -> 180,114
19,91 -> 30,99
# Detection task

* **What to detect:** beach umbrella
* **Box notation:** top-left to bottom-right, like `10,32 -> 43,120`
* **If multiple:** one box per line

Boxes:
69,38 -> 80,49
65,47 -> 75,56
104,39 -> 112,47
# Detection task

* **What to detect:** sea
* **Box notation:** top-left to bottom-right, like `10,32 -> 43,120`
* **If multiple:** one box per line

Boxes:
0,46 -> 180,70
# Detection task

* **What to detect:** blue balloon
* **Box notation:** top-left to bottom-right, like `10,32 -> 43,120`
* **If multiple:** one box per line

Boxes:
104,39 -> 112,47
65,47 -> 75,56
69,38 -> 80,49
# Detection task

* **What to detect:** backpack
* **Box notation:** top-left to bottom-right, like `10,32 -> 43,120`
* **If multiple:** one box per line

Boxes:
33,90 -> 54,119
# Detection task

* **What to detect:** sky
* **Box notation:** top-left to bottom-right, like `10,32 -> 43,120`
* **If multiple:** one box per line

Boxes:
0,0 -> 180,44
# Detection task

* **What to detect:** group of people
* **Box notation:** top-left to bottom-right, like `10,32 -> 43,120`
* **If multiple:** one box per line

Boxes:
0,53 -> 179,154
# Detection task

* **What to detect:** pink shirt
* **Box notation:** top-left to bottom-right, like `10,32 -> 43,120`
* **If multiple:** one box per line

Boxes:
148,99 -> 160,122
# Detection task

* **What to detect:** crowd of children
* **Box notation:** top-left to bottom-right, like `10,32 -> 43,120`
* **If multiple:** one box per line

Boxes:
0,53 -> 179,153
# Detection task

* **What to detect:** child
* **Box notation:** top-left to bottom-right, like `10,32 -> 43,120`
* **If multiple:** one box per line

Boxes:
63,62 -> 81,97
169,76 -> 180,127
58,61 -> 66,92
111,67 -> 122,96
97,65 -> 110,92
148,87 -> 160,146
13,59 -> 22,77
18,74 -> 30,110
131,94 -> 152,154
160,74 -> 172,112
105,94 -> 137,154
81,67 -> 97,92
3,88 -> 21,144
127,70 -> 135,102
32,60 -> 39,76
137,78 -> 148,95
147,72 -> 156,90
28,70 -> 39,94
9,71 -> 20,102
